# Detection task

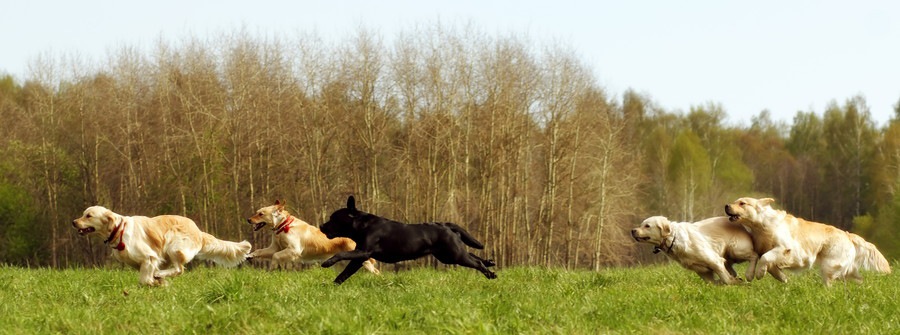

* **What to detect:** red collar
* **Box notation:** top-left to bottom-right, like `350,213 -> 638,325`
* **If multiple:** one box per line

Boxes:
274,216 -> 295,235
104,220 -> 126,251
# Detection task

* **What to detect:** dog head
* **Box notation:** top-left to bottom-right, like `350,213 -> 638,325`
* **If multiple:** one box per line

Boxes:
72,206 -> 118,236
321,196 -> 364,239
247,200 -> 288,231
725,197 -> 775,223
631,216 -> 672,245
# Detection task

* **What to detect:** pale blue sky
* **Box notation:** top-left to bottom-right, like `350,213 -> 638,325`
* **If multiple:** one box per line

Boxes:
2,0 -> 898,126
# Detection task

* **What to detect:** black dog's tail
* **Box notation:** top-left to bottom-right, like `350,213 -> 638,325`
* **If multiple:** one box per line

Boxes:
438,222 -> 484,249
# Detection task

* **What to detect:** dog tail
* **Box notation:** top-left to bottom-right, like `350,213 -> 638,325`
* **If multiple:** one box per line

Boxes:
198,232 -> 252,268
849,233 -> 891,274
439,222 -> 485,249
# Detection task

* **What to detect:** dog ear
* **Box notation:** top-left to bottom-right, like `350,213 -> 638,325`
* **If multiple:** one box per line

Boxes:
758,198 -> 775,208
347,196 -> 356,211
659,220 -> 671,237
275,199 -> 285,211
104,211 -> 117,230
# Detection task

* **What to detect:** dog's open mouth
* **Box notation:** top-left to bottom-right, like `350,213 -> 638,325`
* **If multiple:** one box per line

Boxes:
728,214 -> 741,222
631,231 -> 650,242
77,227 -> 95,235
253,222 -> 267,231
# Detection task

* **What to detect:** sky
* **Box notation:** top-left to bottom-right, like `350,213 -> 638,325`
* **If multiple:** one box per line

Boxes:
2,0 -> 898,126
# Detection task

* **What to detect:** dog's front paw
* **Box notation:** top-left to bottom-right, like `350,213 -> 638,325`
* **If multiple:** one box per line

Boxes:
484,271 -> 497,279
245,254 -> 254,261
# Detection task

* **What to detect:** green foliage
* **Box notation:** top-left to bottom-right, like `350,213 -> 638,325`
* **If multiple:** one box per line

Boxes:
865,192 -> 900,260
666,130 -> 712,218
0,265 -> 897,334
0,182 -> 42,264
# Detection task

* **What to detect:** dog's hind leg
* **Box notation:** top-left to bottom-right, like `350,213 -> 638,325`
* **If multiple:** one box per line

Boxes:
439,252 -> 497,279
469,253 -> 496,267
155,245 -> 199,279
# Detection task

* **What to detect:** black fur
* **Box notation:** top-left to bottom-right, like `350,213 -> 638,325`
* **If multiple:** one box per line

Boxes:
320,196 -> 496,284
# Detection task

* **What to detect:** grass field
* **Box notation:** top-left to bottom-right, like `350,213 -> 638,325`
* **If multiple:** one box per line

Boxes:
0,263 -> 897,334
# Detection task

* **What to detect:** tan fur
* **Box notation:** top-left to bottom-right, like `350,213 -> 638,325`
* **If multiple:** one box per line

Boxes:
247,200 -> 379,275
73,206 -> 252,286
632,216 -> 758,284
726,197 -> 891,286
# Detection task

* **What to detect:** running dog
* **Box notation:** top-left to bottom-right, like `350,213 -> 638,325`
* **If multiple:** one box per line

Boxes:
320,196 -> 496,284
725,197 -> 891,285
246,200 -> 379,274
632,216 -> 758,284
72,206 -> 251,286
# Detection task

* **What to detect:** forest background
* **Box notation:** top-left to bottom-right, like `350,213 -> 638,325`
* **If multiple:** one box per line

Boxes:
2,27 -> 899,269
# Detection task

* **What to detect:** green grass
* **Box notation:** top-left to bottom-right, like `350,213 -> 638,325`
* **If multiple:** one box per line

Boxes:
0,263 -> 897,334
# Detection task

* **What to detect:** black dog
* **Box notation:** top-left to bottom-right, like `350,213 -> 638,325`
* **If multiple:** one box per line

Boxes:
320,196 -> 497,284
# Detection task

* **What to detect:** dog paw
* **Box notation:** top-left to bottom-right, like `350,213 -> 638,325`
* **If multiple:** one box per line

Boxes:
321,259 -> 337,268
483,259 -> 496,267
484,271 -> 497,279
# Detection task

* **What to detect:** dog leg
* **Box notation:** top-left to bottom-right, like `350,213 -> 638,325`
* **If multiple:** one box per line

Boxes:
756,248 -> 784,281
272,249 -> 302,268
724,260 -> 738,279
768,267 -> 788,283
249,244 -> 277,260
155,249 -> 193,279
468,253 -> 496,267
139,257 -> 162,286
743,255 -> 759,282
697,270 -> 717,283
445,253 -> 497,279
333,260 -> 365,285
321,250 -> 372,268
362,259 -> 381,275
712,263 -> 739,285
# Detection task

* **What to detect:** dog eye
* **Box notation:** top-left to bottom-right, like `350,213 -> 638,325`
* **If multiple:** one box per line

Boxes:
739,202 -> 746,206
85,214 -> 91,218
644,224 -> 649,228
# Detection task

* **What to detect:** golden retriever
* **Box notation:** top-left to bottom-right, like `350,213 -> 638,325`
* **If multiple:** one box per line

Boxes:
632,216 -> 758,284
725,197 -> 891,285
72,206 -> 251,286
246,200 -> 379,275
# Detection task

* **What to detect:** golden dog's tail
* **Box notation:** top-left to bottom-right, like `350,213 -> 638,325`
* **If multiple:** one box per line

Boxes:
850,233 -> 891,274
198,232 -> 252,268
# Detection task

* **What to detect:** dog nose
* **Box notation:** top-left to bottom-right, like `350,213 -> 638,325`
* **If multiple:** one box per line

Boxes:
246,219 -> 251,224
72,220 -> 78,227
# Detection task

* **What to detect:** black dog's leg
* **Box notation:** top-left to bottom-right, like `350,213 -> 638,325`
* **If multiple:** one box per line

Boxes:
469,253 -> 495,267
333,259 -> 365,285
460,255 -> 497,279
436,251 -> 497,279
322,250 -> 372,268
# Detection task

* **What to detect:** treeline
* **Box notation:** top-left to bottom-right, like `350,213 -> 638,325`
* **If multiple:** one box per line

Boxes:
0,27 -> 898,269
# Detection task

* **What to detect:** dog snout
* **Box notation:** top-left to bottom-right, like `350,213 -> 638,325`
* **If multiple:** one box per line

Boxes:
724,204 -> 733,215
72,220 -> 78,228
